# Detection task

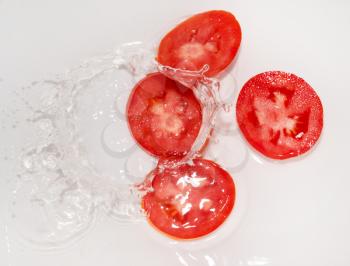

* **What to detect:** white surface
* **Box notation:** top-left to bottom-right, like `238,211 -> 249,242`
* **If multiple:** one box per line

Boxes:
1,0 -> 350,265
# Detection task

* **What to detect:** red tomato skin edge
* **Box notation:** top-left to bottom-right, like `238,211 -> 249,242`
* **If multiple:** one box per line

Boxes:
126,75 -> 149,156
236,71 -> 324,160
141,159 -> 236,240
157,10 -> 242,77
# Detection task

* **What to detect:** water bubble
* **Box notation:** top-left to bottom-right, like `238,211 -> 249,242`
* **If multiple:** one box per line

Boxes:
215,105 -> 238,135
219,73 -> 237,103
125,149 -> 157,182
36,118 -> 54,133
101,120 -> 135,155
205,134 -> 248,172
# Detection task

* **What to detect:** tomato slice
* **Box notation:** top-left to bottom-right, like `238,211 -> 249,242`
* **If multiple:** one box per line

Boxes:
236,71 -> 323,159
127,72 -> 202,158
157,10 -> 242,77
142,158 -> 235,239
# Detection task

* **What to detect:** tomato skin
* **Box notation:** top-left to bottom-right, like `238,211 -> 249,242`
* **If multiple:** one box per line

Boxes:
127,72 -> 202,158
157,10 -> 242,77
236,71 -> 323,160
142,158 -> 235,239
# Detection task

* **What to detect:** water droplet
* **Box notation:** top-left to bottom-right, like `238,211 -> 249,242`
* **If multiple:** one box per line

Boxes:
215,106 -> 238,134
37,118 -> 54,133
125,150 -> 156,182
205,135 -> 248,171
219,74 -> 237,102
101,119 -> 135,154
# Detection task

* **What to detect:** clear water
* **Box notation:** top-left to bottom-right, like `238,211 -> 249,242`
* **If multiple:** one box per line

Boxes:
4,42 -> 247,249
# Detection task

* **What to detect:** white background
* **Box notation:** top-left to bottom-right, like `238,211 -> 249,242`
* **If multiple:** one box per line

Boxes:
0,0 -> 350,265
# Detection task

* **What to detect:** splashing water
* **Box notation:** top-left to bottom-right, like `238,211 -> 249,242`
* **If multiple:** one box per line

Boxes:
6,41 -> 244,249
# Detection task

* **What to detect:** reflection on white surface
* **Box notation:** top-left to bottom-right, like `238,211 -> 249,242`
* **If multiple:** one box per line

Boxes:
176,252 -> 271,266
246,256 -> 271,265
175,251 -> 222,266
204,255 -> 217,266
4,224 -> 12,266
249,152 -> 264,165
176,252 -> 190,266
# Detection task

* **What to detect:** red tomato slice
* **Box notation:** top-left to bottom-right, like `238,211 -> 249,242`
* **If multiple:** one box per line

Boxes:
127,72 -> 202,158
236,71 -> 323,159
157,10 -> 242,77
142,158 -> 235,239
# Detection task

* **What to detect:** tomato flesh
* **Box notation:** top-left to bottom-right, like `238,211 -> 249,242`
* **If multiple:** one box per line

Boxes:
157,10 -> 242,77
142,158 -> 235,239
127,72 -> 202,158
236,71 -> 323,159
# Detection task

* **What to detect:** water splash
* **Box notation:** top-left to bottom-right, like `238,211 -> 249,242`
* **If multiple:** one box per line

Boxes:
8,41 -> 246,249
158,64 -> 223,162
9,43 -> 157,249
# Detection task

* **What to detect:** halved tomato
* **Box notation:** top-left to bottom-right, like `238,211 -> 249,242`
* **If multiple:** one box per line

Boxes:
142,158 -> 235,239
157,10 -> 242,77
127,72 -> 202,158
236,71 -> 323,160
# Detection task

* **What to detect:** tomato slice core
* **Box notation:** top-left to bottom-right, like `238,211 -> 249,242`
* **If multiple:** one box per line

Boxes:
142,158 -> 235,239
157,10 -> 242,77
236,71 -> 323,159
127,72 -> 202,158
